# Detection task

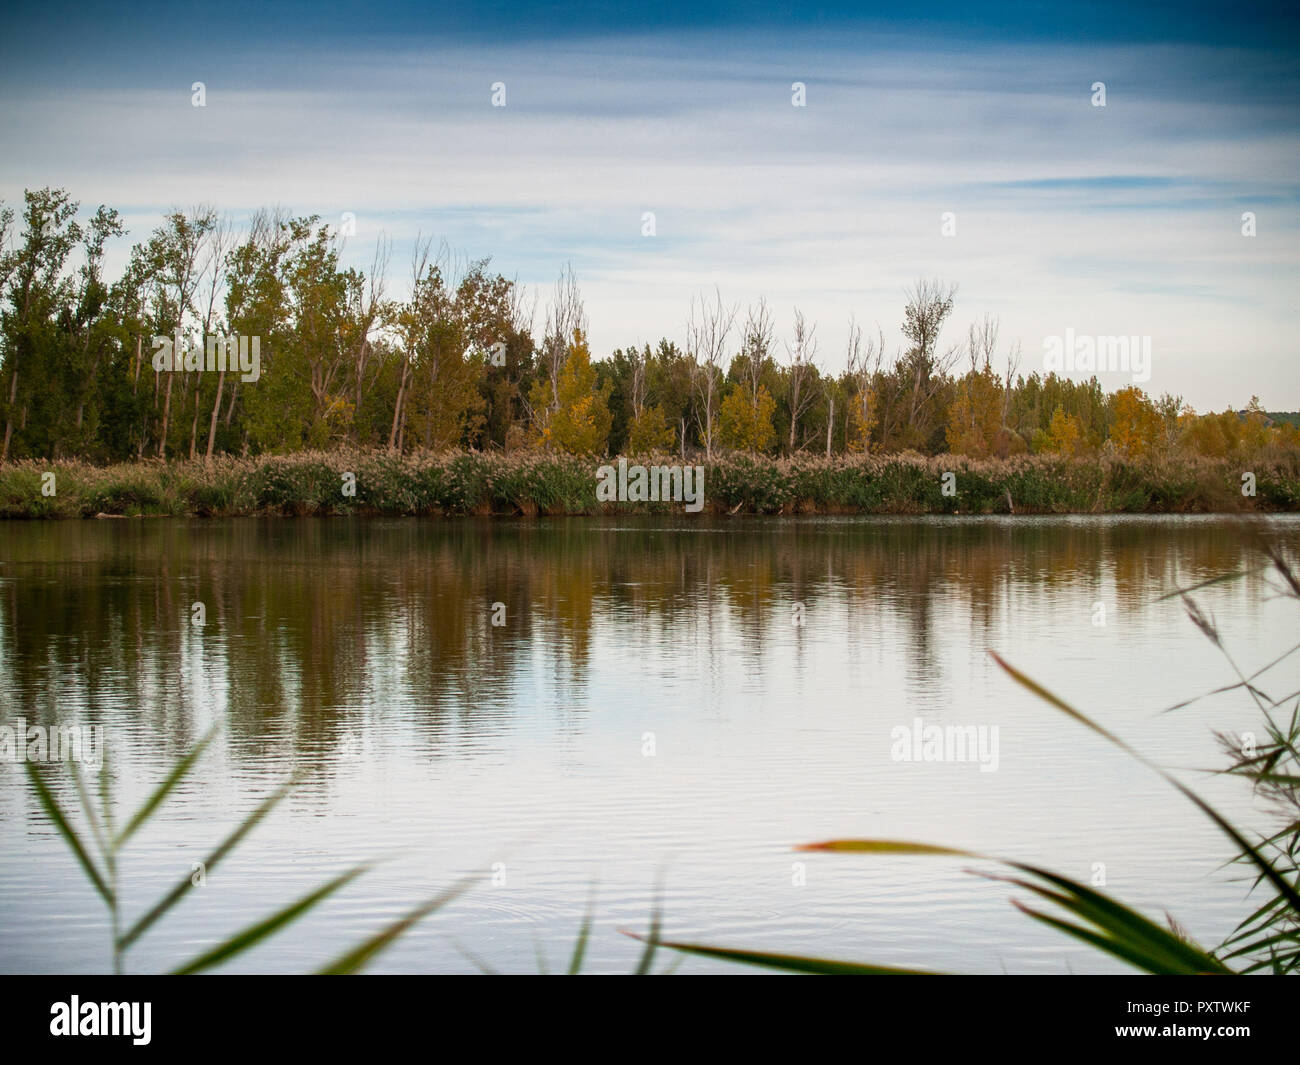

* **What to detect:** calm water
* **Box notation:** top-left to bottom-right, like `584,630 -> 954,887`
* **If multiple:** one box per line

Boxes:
1,515 -> 1297,974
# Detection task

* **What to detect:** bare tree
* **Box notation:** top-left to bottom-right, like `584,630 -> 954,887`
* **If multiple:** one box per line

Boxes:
686,286 -> 738,459
899,278 -> 959,447
194,215 -> 235,462
539,263 -> 587,418
967,312 -> 999,375
845,317 -> 887,449
823,374 -> 840,458
739,298 -> 774,407
507,273 -> 536,342
846,317 -> 883,395
784,307 -> 819,451
903,278 -> 957,368
629,343 -> 650,420
1002,339 -> 1022,426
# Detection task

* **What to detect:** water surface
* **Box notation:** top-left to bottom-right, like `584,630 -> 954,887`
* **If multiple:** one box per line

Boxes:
1,515 -> 1296,974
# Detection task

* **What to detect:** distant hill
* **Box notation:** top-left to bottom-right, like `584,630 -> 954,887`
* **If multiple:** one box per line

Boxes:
1268,412 -> 1300,428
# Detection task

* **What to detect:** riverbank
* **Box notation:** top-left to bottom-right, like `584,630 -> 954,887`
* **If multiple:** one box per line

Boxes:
1,451 -> 1296,518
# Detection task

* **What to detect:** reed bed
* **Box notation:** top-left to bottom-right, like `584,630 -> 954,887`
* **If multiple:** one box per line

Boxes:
0,449 -> 1296,519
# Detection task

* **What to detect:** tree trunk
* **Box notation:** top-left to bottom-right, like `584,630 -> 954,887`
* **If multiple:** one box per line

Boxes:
158,373 -> 173,457
205,370 -> 225,463
788,379 -> 800,452
388,361 -> 410,452
1,364 -> 17,463
188,382 -> 200,460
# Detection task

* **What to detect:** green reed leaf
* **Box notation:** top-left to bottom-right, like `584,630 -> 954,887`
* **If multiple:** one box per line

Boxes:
318,876 -> 472,975
173,863 -> 368,975
115,727 -> 217,849
624,933 -> 936,975
119,777 -> 294,952
26,761 -> 112,907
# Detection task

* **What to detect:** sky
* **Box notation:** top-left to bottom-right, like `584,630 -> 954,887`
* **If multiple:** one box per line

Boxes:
1,1 -> 1298,410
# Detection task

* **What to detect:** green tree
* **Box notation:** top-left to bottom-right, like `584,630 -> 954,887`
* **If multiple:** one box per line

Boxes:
396,250 -> 488,452
0,188 -> 82,461
131,207 -> 217,456
647,339 -> 696,456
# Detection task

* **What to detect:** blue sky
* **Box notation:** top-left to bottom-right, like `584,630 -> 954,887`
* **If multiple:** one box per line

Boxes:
2,1 -> 1298,408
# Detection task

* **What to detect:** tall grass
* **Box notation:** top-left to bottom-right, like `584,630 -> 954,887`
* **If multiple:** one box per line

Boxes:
1187,539 -> 1300,973
1,450 -> 1296,518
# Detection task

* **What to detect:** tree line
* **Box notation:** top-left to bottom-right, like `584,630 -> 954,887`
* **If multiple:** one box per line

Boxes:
1,188 -> 1293,465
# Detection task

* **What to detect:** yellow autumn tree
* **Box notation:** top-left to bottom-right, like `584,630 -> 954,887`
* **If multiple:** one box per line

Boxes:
1109,386 -> 1162,459
717,383 -> 777,452
945,364 -> 1004,457
1042,405 -> 1085,457
1183,405 -> 1271,460
1182,409 -> 1231,457
1276,421 -> 1300,452
533,328 -> 612,454
846,386 -> 877,453
1240,397 -> 1272,455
